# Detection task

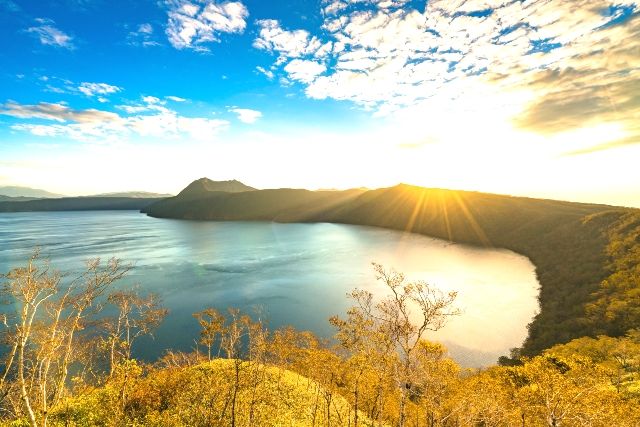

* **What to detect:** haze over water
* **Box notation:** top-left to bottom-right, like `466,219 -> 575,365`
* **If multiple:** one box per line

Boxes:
0,211 -> 539,366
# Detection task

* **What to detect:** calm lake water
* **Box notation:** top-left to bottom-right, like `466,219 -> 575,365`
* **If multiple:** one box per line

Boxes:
0,211 -> 539,366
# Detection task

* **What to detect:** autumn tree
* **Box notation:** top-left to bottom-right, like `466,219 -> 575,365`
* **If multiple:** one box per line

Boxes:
410,340 -> 461,427
332,263 -> 459,427
103,289 -> 167,375
587,212 -> 640,336
0,252 -> 131,427
211,308 -> 270,427
330,294 -> 397,426
193,307 -> 225,361
505,354 -> 638,426
548,332 -> 640,395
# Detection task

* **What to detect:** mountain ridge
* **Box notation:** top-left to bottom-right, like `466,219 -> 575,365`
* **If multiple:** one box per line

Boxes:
0,186 -> 64,198
177,178 -> 256,199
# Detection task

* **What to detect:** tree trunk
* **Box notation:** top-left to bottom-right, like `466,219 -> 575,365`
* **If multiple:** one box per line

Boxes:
19,337 -> 38,427
230,361 -> 240,427
399,390 -> 406,427
354,378 -> 359,427
19,301 -> 39,427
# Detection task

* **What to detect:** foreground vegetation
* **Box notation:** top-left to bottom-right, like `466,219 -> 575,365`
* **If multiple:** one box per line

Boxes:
2,255 -> 640,426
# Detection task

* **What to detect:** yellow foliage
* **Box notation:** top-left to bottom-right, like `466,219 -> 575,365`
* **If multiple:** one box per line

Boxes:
47,359 -> 377,427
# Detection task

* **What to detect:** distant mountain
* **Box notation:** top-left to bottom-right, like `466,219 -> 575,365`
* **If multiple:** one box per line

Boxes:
177,178 -> 256,199
0,179 -> 254,213
0,186 -> 64,198
92,191 -> 173,198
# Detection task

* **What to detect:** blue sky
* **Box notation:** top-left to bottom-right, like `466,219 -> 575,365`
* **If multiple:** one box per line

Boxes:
0,0 -> 639,207
0,0 -> 365,131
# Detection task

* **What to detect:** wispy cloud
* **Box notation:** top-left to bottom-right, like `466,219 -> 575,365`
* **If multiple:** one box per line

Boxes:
229,108 -> 262,124
78,82 -> 122,97
165,0 -> 249,51
27,18 -> 74,49
255,66 -> 274,80
166,95 -> 187,102
142,95 -> 164,105
1,101 -> 119,123
127,23 -> 160,47
31,76 -> 123,102
1,98 -> 229,142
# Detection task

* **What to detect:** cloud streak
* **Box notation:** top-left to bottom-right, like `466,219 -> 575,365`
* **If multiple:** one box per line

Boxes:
27,18 -> 74,49
1,99 -> 229,142
1,102 -> 119,123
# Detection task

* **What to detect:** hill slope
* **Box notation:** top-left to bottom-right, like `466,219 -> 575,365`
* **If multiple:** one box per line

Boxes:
145,181 -> 636,355
144,187 -> 366,220
50,359 -> 372,426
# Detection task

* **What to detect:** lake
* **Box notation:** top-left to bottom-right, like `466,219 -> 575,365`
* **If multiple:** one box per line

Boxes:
0,210 -> 539,366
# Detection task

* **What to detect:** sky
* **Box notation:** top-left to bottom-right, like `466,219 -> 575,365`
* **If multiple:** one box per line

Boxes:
0,0 -> 638,207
